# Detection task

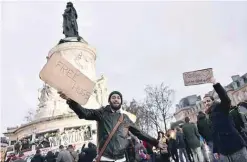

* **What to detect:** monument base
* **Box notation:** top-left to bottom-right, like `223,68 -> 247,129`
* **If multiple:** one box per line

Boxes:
58,36 -> 88,45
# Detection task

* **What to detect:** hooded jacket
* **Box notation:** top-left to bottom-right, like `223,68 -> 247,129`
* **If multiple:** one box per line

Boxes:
45,151 -> 56,162
207,83 -> 245,155
197,112 -> 213,143
31,154 -> 45,162
80,143 -> 97,162
67,100 -> 159,160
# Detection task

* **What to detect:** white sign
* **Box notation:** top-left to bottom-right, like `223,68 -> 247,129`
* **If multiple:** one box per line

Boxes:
183,68 -> 213,86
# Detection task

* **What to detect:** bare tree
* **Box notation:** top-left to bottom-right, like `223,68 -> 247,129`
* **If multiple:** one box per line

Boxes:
122,99 -> 155,134
138,102 -> 157,134
144,83 -> 174,132
141,102 -> 161,133
122,99 -> 144,128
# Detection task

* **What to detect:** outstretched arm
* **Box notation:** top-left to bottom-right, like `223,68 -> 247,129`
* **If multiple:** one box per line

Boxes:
59,92 -> 103,121
211,77 -> 231,108
126,115 -> 159,147
66,100 -> 103,121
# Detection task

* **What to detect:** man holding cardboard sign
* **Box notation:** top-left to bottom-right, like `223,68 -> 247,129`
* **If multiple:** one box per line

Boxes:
183,68 -> 213,86
58,91 -> 167,162
40,52 -> 95,105
202,77 -> 247,161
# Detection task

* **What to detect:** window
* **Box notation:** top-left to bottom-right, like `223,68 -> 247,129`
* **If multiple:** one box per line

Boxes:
10,141 -> 16,145
244,77 -> 247,83
236,81 -> 240,88
1,137 -> 8,144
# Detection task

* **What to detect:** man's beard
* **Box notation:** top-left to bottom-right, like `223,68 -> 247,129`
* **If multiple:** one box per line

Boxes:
205,106 -> 212,114
110,102 -> 121,111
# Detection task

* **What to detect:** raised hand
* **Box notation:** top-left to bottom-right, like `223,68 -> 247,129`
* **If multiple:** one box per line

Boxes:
58,91 -> 70,100
210,77 -> 217,85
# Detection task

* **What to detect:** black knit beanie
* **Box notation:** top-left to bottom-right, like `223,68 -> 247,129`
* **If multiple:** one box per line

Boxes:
108,91 -> 123,104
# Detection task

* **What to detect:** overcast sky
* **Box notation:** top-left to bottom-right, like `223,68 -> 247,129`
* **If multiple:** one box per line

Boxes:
1,1 -> 247,135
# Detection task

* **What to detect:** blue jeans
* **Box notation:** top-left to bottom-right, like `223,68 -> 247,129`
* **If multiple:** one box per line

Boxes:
178,148 -> 190,162
208,141 -> 218,162
219,147 -> 247,162
151,154 -> 155,162
191,147 -> 204,162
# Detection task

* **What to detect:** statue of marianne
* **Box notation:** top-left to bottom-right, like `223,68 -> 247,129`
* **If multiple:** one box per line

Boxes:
62,2 -> 79,37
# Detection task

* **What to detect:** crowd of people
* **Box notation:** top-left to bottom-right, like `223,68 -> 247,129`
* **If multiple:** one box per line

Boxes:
3,130 -> 208,162
58,80 -> 247,162
152,78 -> 247,162
5,143 -> 97,162
4,77 -> 247,162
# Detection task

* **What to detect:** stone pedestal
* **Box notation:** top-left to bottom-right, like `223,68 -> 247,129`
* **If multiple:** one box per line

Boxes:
35,41 -> 136,122
35,41 -> 108,119
48,42 -> 97,81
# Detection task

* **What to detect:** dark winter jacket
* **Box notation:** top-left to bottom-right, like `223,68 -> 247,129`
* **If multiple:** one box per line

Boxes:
31,154 -> 45,162
207,83 -> 245,155
45,151 -> 56,162
168,138 -> 177,152
231,102 -> 247,143
197,112 -> 213,143
80,144 -> 97,162
67,100 -> 159,160
182,123 -> 201,149
176,132 -> 186,148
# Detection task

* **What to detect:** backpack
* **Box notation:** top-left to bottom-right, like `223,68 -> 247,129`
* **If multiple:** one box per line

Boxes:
238,105 -> 247,132
234,104 -> 247,143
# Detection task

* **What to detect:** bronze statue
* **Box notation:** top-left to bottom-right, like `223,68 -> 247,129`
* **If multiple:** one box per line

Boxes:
59,2 -> 86,44
63,2 -> 79,37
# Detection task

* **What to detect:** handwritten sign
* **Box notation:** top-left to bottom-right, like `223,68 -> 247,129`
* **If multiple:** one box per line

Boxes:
183,68 -> 213,86
39,52 -> 95,105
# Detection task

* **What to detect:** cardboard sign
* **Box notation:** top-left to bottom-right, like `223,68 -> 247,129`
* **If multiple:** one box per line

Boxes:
183,68 -> 213,86
39,52 -> 95,105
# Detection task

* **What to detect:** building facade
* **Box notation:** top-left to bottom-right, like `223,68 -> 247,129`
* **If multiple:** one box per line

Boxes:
174,95 -> 203,123
1,137 -> 8,162
174,73 -> 247,123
